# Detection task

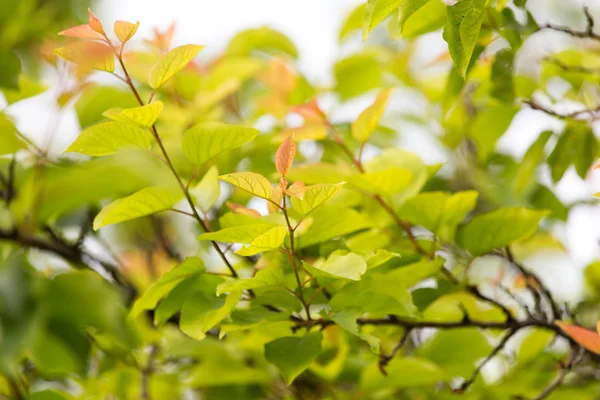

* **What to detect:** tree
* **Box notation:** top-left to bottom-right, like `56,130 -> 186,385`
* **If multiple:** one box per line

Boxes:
1,1 -> 600,399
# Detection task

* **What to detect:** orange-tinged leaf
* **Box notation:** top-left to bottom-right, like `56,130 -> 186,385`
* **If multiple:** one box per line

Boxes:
291,100 -> 326,123
226,202 -> 261,218
285,181 -> 305,199
114,20 -> 140,44
260,58 -> 296,98
268,185 -> 283,213
59,25 -> 104,40
87,8 -> 105,35
594,164 -> 600,169
555,321 -> 600,354
54,41 -> 115,72
597,321 -> 600,336
145,22 -> 176,53
275,135 -> 296,176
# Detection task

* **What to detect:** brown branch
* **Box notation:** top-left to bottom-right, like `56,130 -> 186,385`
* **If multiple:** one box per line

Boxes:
523,99 -> 600,120
540,7 -> 600,41
534,346 -> 585,400
379,329 -> 412,375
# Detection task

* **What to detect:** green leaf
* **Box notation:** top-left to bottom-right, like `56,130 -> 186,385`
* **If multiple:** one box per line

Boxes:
182,122 -> 259,165
219,172 -> 272,200
217,265 -> 285,295
75,86 -> 139,128
517,329 -> 554,364
287,162 -> 355,184
514,131 -> 552,194
331,311 -> 380,352
335,51 -> 384,100
290,183 -> 344,216
103,101 -> 164,127
360,357 -> 446,390
339,4 -> 367,41
491,49 -> 515,102
468,105 -> 518,161
398,191 -> 479,242
198,224 -> 278,244
93,186 -> 181,230
235,226 -> 288,256
227,27 -> 298,58
296,207 -> 371,249
305,252 -> 367,281
0,49 -> 21,89
131,257 -> 205,317
424,292 -> 507,322
443,0 -> 486,78
64,121 -> 153,156
399,0 -> 430,31
347,167 -> 412,196
149,44 -> 205,89
363,0 -> 403,40
548,122 -> 598,182
0,114 -> 27,155
29,390 -> 71,400
401,0 -> 446,38
457,207 -> 550,255
351,88 -> 393,142
190,166 -> 220,211
264,332 -> 323,385
180,290 -> 241,340
1,75 -> 47,104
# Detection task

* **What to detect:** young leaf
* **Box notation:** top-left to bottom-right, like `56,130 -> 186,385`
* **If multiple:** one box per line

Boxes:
363,0 -> 403,41
54,41 -> 115,72
555,321 -> 600,354
93,186 -> 181,230
443,0 -> 486,78
217,265 -> 285,295
103,101 -> 164,128
87,8 -> 105,35
268,184 -> 284,213
285,181 -> 305,199
219,172 -> 273,200
290,183 -> 344,216
306,252 -> 367,281
347,167 -> 412,196
264,332 -> 323,385
351,88 -> 393,142
114,20 -> 140,44
59,25 -> 105,41
197,224 -> 278,244
226,202 -> 261,218
64,121 -> 153,156
149,44 -> 205,89
235,226 -> 288,256
275,135 -> 296,177
456,207 -> 550,256
189,166 -> 220,212
130,257 -> 205,317
182,122 -> 259,165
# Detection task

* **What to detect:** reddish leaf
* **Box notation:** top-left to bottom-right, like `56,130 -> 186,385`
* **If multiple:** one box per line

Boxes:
555,321 -> 600,354
284,181 -> 305,200
87,9 -> 106,35
59,25 -> 105,41
114,20 -> 140,44
145,22 -> 176,53
275,135 -> 296,177
226,202 -> 261,218
292,100 -> 326,123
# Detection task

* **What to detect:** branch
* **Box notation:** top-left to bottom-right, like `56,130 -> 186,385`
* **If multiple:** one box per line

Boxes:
379,329 -> 412,375
534,346 -> 585,400
540,7 -> 600,41
523,99 -> 600,120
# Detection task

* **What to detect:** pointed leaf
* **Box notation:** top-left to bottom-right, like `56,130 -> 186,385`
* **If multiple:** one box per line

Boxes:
114,20 -> 140,44
59,25 -> 104,40
87,8 -> 105,35
363,0 -> 403,41
456,207 -> 550,256
275,135 -> 296,177
183,122 -> 259,165
219,172 -> 272,200
103,102 -> 164,128
351,88 -> 393,142
556,321 -> 600,354
197,224 -> 278,244
64,121 -> 153,156
306,252 -> 367,281
149,44 -> 205,89
235,226 -> 288,256
190,166 -> 220,211
53,41 -> 114,72
93,186 -> 180,230
131,257 -> 205,317
290,183 -> 344,216
264,332 -> 323,385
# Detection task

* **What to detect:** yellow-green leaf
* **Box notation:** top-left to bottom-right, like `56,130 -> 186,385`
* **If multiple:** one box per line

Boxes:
264,333 -> 323,385
103,102 -> 164,128
197,224 -> 278,244
291,183 -> 344,216
0,114 -> 27,155
347,167 -> 412,196
352,88 -> 393,142
217,265 -> 284,296
182,122 -> 259,165
93,186 -> 180,230
219,172 -> 272,200
114,20 -> 140,44
305,252 -> 367,281
64,121 -> 153,156
190,166 -> 220,212
235,226 -> 288,256
149,44 -> 205,89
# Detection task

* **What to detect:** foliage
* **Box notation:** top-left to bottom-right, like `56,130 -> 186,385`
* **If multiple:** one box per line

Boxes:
2,2 -> 600,399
